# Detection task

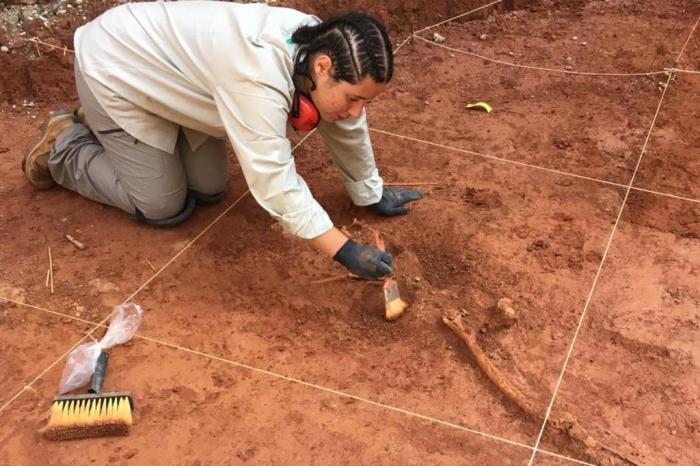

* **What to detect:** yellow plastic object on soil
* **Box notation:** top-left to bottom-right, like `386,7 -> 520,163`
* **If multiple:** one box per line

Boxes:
466,102 -> 493,113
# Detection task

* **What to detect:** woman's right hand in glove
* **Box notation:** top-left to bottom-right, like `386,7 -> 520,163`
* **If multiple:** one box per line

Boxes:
333,239 -> 394,279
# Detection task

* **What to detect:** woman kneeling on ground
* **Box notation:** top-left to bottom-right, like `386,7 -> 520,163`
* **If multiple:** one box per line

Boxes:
22,1 -> 422,280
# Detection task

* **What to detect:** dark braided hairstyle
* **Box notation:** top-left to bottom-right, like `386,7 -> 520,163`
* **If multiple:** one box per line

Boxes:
291,12 -> 393,86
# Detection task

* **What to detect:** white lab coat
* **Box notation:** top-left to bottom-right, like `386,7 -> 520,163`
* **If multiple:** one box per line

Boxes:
74,1 -> 383,238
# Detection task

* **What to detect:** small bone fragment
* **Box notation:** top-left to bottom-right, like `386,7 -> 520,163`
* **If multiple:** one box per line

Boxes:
65,234 -> 86,250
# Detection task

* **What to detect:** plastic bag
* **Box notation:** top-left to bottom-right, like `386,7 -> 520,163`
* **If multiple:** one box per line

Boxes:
57,303 -> 143,394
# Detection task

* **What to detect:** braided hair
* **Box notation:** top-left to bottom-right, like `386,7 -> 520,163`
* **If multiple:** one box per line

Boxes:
291,12 -> 393,86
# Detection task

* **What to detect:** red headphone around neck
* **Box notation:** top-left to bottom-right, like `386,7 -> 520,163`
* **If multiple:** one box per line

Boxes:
288,90 -> 320,132
288,53 -> 321,132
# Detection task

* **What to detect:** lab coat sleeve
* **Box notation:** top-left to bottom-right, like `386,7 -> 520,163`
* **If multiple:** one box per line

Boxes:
214,86 -> 333,239
316,110 -> 384,206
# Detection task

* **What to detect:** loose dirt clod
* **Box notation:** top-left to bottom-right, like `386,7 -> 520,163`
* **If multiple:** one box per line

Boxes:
442,309 -> 638,466
496,297 -> 517,320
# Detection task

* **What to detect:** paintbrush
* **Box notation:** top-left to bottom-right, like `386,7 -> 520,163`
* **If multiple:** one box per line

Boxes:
373,231 -> 408,321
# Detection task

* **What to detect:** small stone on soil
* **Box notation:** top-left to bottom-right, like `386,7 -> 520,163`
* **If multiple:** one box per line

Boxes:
432,32 -> 445,44
497,298 -> 517,321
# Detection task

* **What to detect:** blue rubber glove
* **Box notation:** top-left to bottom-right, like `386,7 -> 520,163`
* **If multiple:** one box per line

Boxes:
369,187 -> 423,216
333,239 -> 394,279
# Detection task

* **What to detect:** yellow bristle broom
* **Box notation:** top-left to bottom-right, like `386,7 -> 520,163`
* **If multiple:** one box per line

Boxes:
41,351 -> 134,440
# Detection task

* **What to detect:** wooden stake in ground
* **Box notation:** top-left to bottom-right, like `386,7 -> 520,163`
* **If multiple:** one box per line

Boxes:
442,308 -> 637,466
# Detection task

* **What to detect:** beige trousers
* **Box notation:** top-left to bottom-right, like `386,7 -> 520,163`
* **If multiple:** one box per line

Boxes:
48,61 -> 229,221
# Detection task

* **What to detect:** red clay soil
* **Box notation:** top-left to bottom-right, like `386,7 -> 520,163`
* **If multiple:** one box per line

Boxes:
1,1 -> 699,465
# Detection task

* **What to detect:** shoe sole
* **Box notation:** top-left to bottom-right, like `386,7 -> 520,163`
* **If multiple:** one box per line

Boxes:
22,109 -> 75,189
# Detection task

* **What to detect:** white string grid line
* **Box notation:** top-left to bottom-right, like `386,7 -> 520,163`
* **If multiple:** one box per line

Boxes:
26,25 -> 699,188
397,3 -> 699,463
0,3 -> 414,416
413,35 -> 674,77
527,70 -> 676,465
23,34 -> 419,56
370,127 -> 628,188
676,15 -> 700,62
628,186 -> 699,205
369,127 -> 700,205
393,34 -> 413,54
24,34 -> 700,77
22,8 -> 698,79
0,296 -> 595,466
529,17 -> 699,460
0,190 -> 251,412
2,2 -> 694,463
24,27 -> 412,57
26,0 -> 697,203
0,131 -> 315,414
409,3 -> 698,463
413,0 -> 503,35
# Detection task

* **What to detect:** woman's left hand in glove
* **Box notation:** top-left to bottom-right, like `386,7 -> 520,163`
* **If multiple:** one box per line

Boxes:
369,187 -> 423,216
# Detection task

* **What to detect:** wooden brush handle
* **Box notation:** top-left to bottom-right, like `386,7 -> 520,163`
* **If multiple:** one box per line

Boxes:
88,351 -> 109,394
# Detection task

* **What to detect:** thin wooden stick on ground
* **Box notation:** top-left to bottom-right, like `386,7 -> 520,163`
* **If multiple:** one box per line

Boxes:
309,274 -> 352,285
309,274 -> 381,285
24,37 -> 73,55
442,308 -> 637,466
145,259 -> 157,272
47,247 -> 54,294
